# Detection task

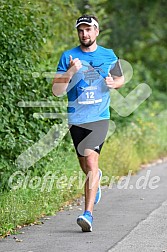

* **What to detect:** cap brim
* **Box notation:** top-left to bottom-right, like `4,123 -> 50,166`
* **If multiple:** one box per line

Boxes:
75,21 -> 92,28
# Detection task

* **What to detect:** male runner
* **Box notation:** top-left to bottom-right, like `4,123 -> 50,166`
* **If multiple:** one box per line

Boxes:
52,14 -> 124,232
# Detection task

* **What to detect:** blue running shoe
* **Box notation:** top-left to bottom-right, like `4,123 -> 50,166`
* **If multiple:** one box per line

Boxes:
94,169 -> 102,205
77,211 -> 93,232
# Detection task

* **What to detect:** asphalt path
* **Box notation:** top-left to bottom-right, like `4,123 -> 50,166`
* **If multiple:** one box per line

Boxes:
0,160 -> 167,252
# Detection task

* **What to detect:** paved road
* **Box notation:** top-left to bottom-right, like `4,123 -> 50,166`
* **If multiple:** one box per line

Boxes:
0,161 -> 167,252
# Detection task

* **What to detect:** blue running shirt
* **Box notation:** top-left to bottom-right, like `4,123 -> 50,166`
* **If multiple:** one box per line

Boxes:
56,45 -> 118,125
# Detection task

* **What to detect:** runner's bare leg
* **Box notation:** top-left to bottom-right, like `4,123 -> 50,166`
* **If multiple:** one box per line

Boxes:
78,150 -> 99,214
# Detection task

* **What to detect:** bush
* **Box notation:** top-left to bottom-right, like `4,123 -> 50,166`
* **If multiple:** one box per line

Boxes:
99,110 -> 167,187
0,0 -> 46,188
0,0 -> 80,191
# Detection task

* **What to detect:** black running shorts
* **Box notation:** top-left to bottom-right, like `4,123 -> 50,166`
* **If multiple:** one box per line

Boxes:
69,120 -> 109,157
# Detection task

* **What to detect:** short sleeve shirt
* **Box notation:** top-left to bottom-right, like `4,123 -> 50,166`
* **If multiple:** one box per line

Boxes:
56,45 -> 119,125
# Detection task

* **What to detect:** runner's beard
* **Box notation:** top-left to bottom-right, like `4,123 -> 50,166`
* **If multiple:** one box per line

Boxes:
80,38 -> 96,47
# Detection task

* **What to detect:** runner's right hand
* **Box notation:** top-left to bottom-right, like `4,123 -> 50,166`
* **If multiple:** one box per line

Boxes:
68,55 -> 82,74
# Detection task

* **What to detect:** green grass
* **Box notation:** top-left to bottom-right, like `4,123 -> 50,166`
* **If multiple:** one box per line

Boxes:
100,110 -> 167,181
0,141 -> 83,237
0,111 -> 167,237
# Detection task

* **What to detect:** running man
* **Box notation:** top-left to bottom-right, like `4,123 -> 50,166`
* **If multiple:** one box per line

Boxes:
52,14 -> 124,232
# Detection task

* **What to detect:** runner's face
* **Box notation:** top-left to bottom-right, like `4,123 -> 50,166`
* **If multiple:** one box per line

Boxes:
77,24 -> 99,47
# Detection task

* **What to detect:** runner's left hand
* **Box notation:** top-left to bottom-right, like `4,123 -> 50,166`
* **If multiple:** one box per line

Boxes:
105,73 -> 115,89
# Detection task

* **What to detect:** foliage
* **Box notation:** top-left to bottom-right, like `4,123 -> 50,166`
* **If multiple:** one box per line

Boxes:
0,0 -> 46,188
100,0 -> 167,94
0,144 -> 81,237
0,0 -> 80,191
100,110 -> 167,180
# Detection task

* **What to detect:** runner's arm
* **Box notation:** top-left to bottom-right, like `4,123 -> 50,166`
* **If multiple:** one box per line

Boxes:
52,71 -> 73,96
52,55 -> 82,96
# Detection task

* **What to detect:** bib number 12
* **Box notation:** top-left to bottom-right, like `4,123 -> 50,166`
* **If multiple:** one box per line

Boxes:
86,91 -> 94,99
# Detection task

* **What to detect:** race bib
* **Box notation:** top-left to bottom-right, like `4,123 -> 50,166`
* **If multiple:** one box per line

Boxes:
77,86 -> 102,105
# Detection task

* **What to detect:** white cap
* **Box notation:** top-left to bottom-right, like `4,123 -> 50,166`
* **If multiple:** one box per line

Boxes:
75,17 -> 99,29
